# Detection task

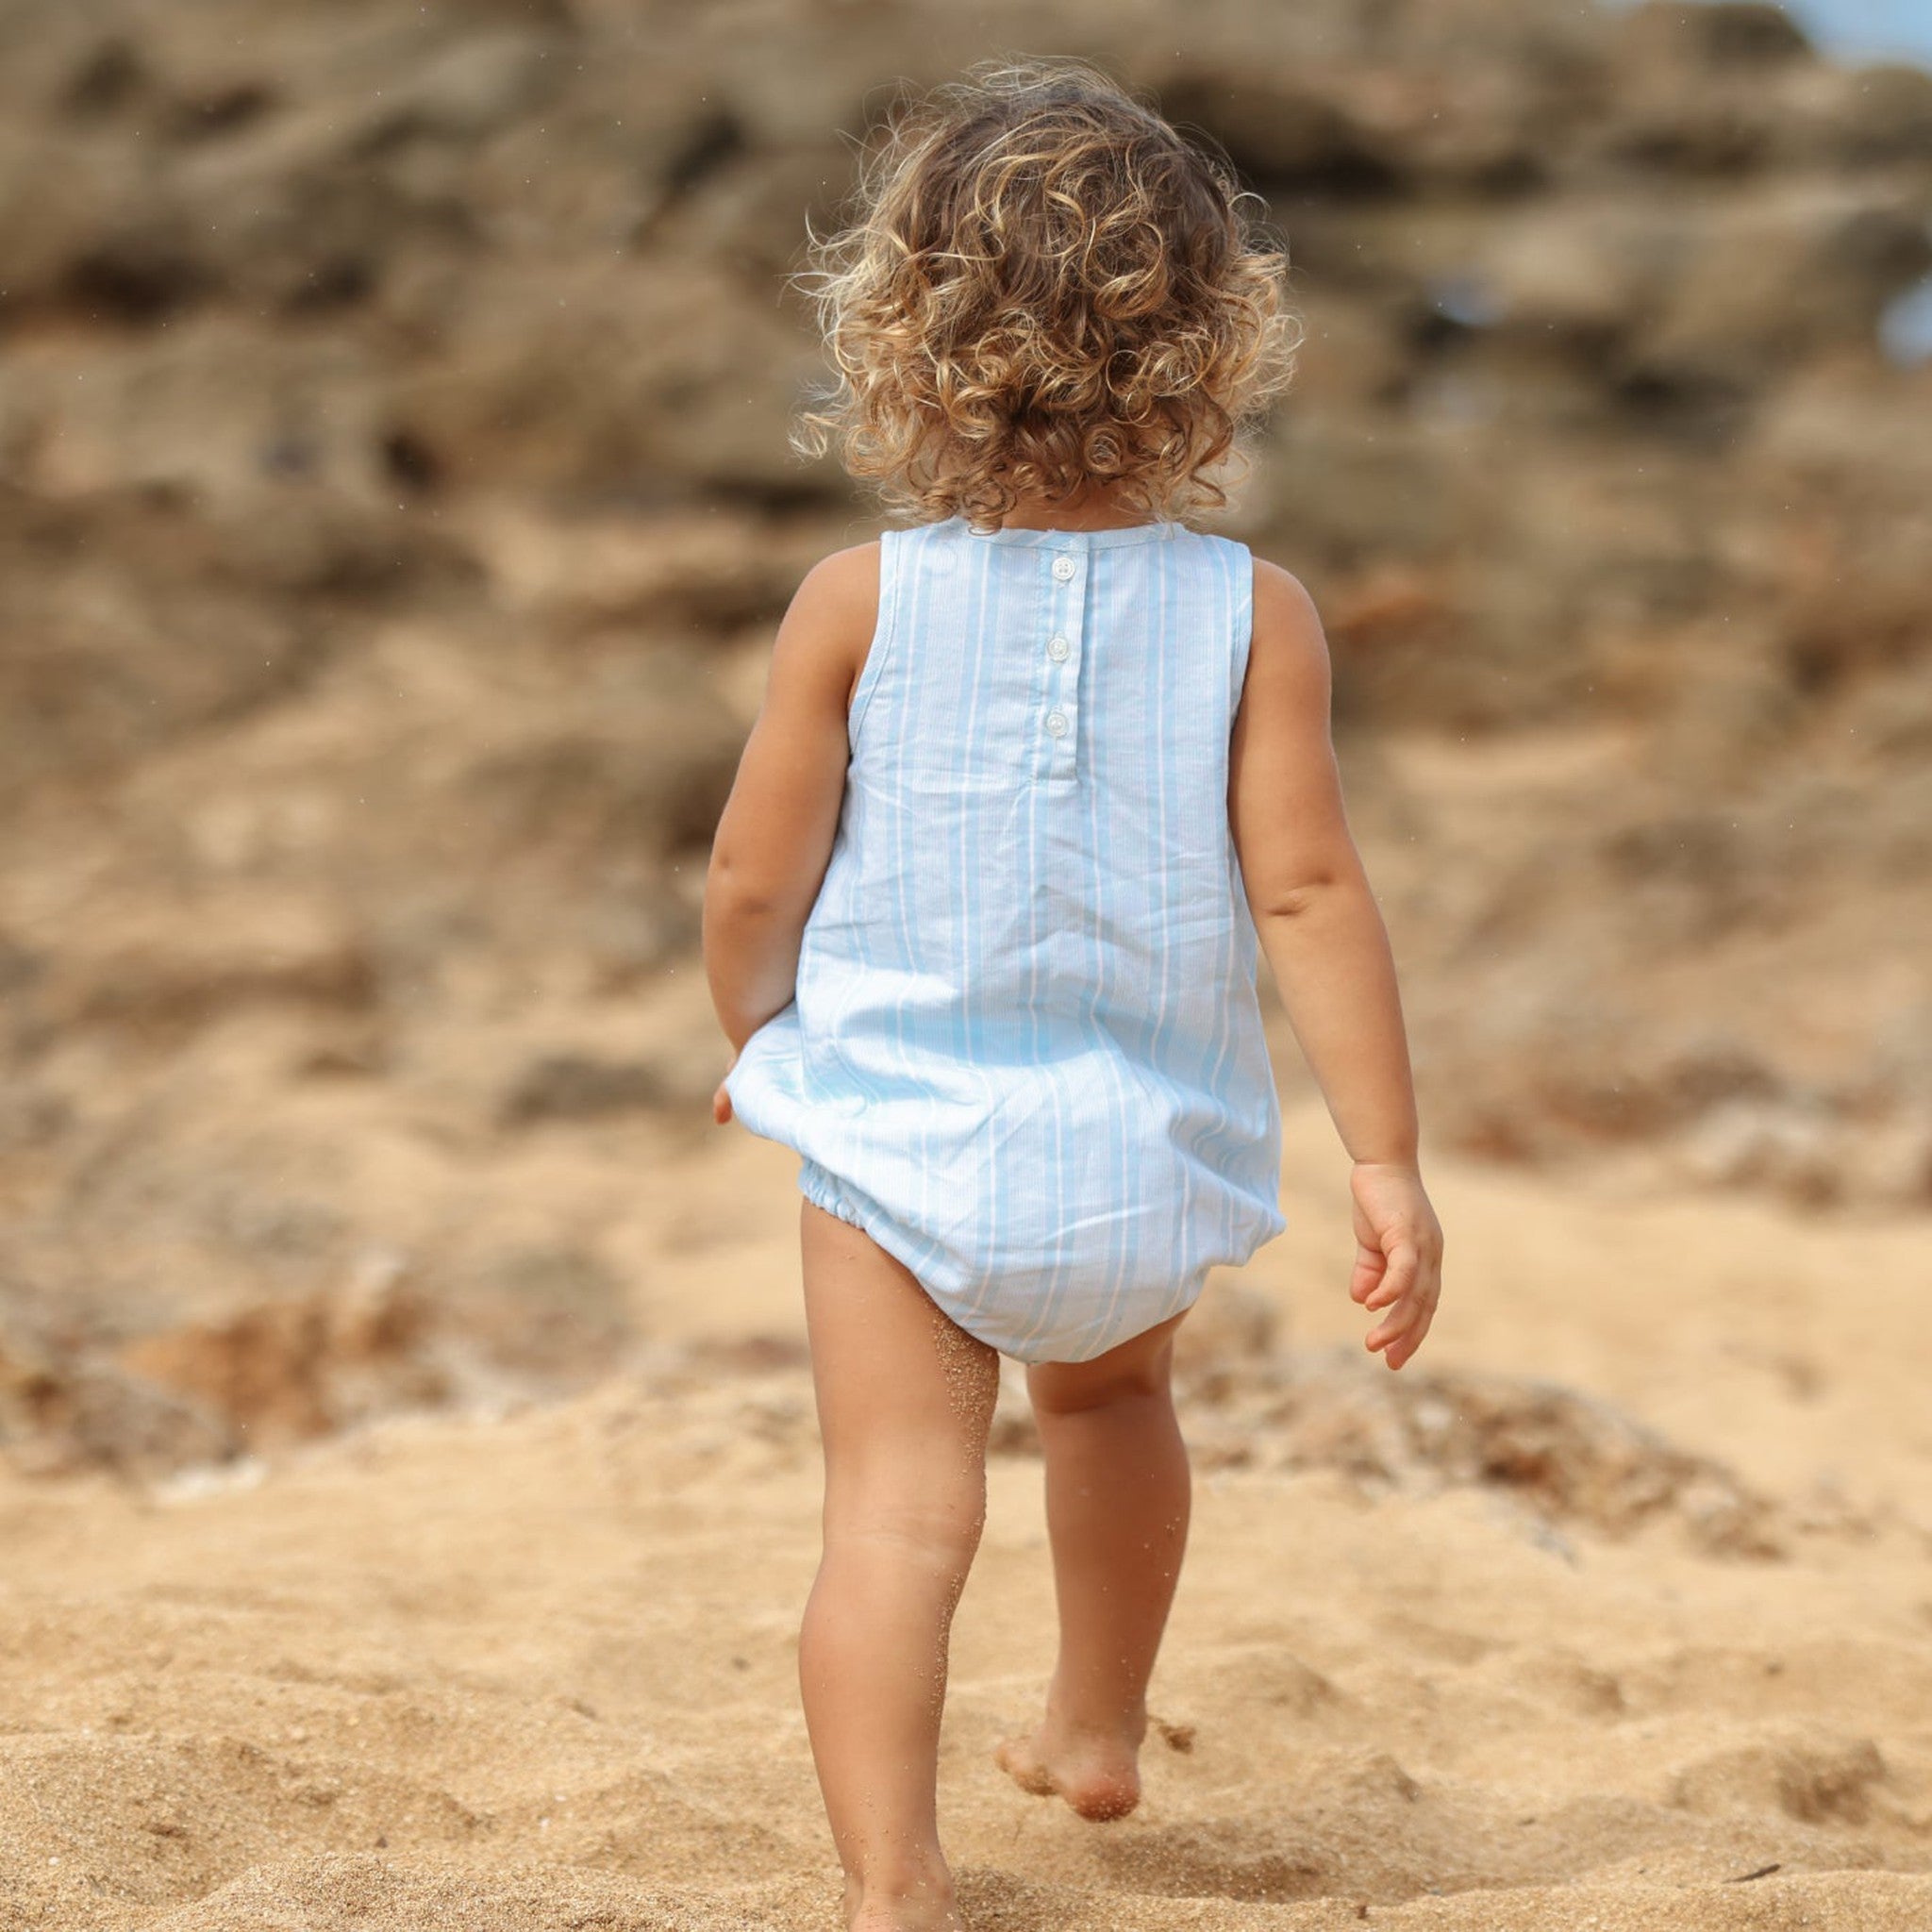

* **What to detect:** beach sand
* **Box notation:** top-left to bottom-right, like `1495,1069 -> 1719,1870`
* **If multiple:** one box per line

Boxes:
5,1082 -> 1929,1931
4,1 -> 1930,1924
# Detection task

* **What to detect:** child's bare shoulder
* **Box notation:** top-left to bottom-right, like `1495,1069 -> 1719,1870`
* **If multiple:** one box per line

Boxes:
1245,557 -> 1331,705
1250,557 -> 1326,652
772,541 -> 882,702
790,541 -> 881,630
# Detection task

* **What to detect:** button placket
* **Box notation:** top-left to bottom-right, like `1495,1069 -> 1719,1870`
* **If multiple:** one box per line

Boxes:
1039,544 -> 1085,780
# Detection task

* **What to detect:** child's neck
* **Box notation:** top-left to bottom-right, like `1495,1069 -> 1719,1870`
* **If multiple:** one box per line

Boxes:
990,486 -> 1157,535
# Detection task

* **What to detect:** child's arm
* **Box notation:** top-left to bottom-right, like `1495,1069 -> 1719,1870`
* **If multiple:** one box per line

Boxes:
702,543 -> 878,1119
1228,558 -> 1443,1371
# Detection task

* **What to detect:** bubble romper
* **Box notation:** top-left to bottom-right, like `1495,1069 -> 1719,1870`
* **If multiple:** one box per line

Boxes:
724,513 -> 1287,1363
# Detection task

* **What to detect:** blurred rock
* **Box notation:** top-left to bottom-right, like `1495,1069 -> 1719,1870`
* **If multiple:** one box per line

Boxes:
0,1234 -> 643,1478
0,0 -> 1927,1472
1001,1319 -> 1788,1558
47,899 -> 378,1036
1680,1099 -> 1844,1205
436,1240 -> 637,1390
117,1253 -> 446,1450
0,1336 -> 233,1479
499,1052 -> 676,1125
1613,0 -> 1814,74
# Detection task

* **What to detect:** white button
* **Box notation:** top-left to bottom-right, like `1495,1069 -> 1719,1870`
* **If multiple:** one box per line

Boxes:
1044,709 -> 1069,738
1051,556 -> 1075,581
1047,634 -> 1071,660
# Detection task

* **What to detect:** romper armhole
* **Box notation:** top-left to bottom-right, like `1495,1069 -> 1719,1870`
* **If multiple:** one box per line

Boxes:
1227,538 -> 1257,720
845,526 -> 900,753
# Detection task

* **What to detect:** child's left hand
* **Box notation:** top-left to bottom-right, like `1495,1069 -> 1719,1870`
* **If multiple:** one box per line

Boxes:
712,1052 -> 738,1125
1347,1160 -> 1443,1371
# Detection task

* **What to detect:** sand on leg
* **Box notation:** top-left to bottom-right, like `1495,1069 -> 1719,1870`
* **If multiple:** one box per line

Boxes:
994,1307 -> 1191,1822
797,1198 -> 1000,1932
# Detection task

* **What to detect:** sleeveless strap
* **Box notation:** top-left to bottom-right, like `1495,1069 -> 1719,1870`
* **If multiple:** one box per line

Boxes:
847,526 -> 903,745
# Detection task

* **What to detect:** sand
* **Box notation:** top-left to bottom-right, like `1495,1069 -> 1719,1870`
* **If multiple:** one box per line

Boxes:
4,1 -> 1929,1923
4,1085 -> 1930,1931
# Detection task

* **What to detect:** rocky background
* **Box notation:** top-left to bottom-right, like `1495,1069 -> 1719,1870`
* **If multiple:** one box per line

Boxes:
2,0 -> 1930,1476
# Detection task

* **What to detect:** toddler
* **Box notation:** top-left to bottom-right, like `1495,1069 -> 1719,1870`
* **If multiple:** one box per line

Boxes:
703,56 -> 1444,1932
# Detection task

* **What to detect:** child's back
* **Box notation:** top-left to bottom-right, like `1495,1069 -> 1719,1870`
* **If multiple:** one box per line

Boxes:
726,514 -> 1286,1361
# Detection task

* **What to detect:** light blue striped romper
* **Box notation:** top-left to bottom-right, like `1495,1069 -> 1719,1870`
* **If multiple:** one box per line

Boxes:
724,512 -> 1287,1363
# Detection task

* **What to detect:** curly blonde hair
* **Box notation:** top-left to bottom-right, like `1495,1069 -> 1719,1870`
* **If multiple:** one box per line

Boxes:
790,56 -> 1302,530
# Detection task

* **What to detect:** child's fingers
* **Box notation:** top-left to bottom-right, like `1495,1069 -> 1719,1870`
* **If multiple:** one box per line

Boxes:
711,1081 -> 734,1124
1361,1235 -> 1418,1310
1381,1301 -> 1438,1370
1348,1241 -> 1386,1304
1364,1288 -> 1423,1348
1364,1254 -> 1434,1354
1365,1291 -> 1425,1353
1369,1265 -> 1441,1365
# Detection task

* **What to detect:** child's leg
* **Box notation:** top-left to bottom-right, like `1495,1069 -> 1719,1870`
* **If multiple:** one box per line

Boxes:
994,1308 -> 1191,1822
797,1199 -> 1000,1932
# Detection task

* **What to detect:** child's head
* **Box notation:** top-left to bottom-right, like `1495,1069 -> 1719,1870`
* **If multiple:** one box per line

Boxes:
791,57 -> 1301,531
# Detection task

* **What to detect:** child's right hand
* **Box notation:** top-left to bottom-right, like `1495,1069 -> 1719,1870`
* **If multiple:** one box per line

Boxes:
1347,1161 -> 1443,1371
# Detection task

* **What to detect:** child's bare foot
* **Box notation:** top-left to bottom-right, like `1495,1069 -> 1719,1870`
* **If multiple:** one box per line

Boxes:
993,1712 -> 1144,1821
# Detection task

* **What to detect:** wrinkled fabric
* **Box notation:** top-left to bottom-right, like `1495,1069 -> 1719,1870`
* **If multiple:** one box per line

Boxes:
725,513 -> 1286,1362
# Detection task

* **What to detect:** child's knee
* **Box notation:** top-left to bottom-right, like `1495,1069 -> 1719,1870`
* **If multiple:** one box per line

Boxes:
829,1474 -> 988,1572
